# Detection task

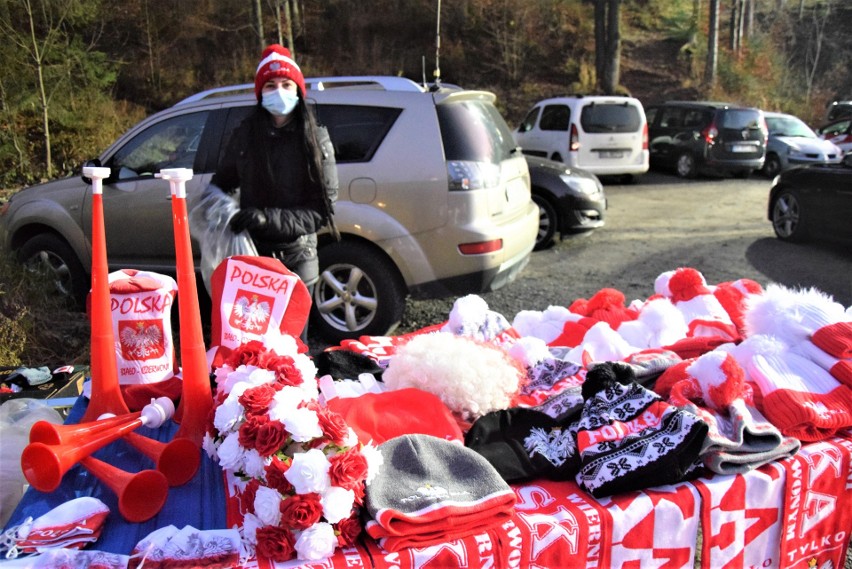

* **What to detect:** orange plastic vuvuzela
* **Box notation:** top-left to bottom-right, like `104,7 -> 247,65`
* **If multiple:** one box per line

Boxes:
158,169 -> 212,452
80,166 -> 130,423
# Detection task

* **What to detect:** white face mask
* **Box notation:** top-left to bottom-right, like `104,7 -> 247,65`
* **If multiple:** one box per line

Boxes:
261,89 -> 299,117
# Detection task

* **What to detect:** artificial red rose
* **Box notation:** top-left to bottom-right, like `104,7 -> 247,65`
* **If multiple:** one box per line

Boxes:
351,482 -> 366,506
240,479 -> 261,514
265,456 -> 294,495
254,420 -> 289,457
316,406 -> 349,445
225,340 -> 267,368
238,414 -> 270,450
335,515 -> 363,547
239,384 -> 277,415
262,354 -> 303,387
279,493 -> 323,530
328,448 -> 369,490
255,525 -> 296,562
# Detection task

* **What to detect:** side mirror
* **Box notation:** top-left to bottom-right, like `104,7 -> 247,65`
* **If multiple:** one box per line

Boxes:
81,159 -> 104,184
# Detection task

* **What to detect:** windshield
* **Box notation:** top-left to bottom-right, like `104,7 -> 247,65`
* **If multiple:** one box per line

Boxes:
766,116 -> 816,138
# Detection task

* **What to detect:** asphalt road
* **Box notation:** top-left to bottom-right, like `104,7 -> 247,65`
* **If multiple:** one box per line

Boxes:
398,170 -> 852,332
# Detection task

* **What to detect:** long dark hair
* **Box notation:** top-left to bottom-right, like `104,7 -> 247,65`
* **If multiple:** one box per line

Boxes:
297,95 -> 340,241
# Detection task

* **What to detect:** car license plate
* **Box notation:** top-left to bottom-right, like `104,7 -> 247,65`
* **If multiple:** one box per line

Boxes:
731,144 -> 753,153
599,150 -> 624,158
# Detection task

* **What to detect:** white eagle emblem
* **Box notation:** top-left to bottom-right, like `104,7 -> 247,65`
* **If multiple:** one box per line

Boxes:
524,427 -> 575,467
232,294 -> 271,332
120,322 -> 163,359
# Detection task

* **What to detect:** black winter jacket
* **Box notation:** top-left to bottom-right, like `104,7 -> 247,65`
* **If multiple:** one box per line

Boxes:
210,107 -> 338,268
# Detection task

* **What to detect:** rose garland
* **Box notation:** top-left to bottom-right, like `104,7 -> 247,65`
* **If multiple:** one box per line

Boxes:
202,338 -> 383,562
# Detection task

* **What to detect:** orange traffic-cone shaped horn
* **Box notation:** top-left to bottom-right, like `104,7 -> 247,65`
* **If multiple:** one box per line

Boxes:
123,432 -> 200,487
80,455 -> 168,523
22,398 -> 176,492
158,169 -> 212,449
28,412 -> 142,446
81,166 -> 129,423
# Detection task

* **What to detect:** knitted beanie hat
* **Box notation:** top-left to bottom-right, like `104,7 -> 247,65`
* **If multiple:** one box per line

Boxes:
576,362 -> 708,498
811,321 -> 852,359
365,434 -> 516,551
440,294 -> 515,343
617,297 -> 688,350
712,278 -> 763,334
465,406 -> 581,483
744,284 -> 847,346
655,268 -> 739,341
746,337 -> 852,441
325,387 -> 464,445
794,340 -> 852,387
254,44 -> 305,99
511,305 -> 576,345
507,336 -> 582,395
568,288 -> 639,329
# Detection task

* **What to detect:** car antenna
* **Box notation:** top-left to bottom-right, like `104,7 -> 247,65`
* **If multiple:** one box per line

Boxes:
431,0 -> 442,91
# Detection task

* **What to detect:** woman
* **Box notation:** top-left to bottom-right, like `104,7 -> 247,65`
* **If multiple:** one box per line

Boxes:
210,44 -> 339,342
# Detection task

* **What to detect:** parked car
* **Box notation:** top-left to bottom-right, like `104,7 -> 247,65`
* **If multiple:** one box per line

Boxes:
760,111 -> 843,178
816,118 -> 852,162
767,162 -> 852,243
826,100 -> 852,122
525,155 -> 606,250
513,95 -> 649,182
0,77 -> 539,342
645,101 -> 767,178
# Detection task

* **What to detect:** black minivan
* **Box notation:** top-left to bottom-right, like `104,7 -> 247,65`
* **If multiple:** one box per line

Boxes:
645,101 -> 767,178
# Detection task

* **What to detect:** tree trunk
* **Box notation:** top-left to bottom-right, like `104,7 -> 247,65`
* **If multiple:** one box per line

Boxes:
705,0 -> 719,86
604,0 -> 621,94
253,0 -> 265,50
284,0 -> 295,55
594,0 -> 606,87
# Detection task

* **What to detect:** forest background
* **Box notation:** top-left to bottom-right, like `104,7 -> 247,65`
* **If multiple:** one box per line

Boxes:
1,0 -> 850,190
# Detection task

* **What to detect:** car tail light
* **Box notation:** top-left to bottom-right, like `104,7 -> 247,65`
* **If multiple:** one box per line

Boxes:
701,122 -> 718,144
459,239 -> 502,255
569,124 -> 580,152
642,123 -> 648,150
447,160 -> 500,191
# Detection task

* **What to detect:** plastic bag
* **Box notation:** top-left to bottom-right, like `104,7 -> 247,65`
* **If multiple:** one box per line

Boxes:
189,184 -> 257,295
0,399 -> 63,528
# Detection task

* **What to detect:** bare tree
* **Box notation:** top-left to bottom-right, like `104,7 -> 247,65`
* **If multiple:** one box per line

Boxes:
803,0 -> 833,101
593,0 -> 622,94
705,0 -> 719,86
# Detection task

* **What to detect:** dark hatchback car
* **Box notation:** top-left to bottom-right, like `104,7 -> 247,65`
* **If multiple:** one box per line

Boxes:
768,162 -> 852,243
645,101 -> 767,178
525,155 -> 606,250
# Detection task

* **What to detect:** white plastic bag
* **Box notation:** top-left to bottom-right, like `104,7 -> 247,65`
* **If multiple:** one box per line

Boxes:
0,399 -> 63,528
189,184 -> 257,295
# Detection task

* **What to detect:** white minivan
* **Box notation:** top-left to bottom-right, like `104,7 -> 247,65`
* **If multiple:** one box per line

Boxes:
514,95 -> 649,180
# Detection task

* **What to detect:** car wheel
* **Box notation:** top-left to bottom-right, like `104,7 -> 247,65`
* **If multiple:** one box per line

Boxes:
312,241 -> 407,342
532,194 -> 557,251
771,188 -> 808,243
17,233 -> 88,308
762,154 -> 782,178
675,152 -> 697,178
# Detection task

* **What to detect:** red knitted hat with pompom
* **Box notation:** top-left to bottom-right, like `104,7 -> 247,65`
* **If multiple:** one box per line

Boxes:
254,44 -> 305,100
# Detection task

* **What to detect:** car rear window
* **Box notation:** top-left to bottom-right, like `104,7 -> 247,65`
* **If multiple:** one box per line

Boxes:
437,100 -> 518,163
720,110 -> 762,130
580,103 -> 642,133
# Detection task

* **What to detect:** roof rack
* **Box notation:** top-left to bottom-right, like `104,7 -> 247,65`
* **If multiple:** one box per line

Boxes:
176,75 -> 425,106
305,76 -> 424,92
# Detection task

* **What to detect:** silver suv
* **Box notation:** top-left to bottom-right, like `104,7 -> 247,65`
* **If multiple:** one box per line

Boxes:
0,77 -> 538,341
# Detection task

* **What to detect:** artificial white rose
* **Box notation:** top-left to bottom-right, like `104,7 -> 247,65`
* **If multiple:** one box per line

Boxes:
321,486 -> 355,524
213,397 -> 244,433
285,448 -> 331,494
270,386 -> 309,418
283,407 -> 323,442
242,449 -> 267,479
360,443 -> 384,486
241,512 -> 262,545
213,364 -> 236,392
294,522 -> 337,561
253,486 -> 282,527
217,432 -> 246,472
201,432 -> 218,460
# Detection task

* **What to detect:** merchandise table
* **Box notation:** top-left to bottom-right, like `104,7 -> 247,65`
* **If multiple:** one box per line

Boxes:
6,398 -> 852,569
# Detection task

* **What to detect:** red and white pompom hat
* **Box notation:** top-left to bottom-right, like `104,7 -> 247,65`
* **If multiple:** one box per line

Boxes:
254,44 -> 305,99
654,268 -> 739,341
